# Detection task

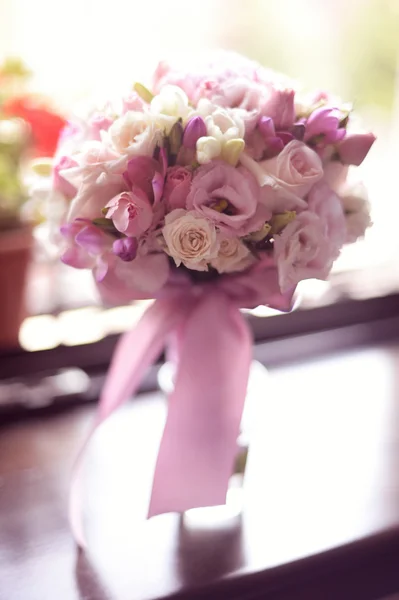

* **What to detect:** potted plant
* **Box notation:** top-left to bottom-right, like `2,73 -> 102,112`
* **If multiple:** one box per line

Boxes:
0,58 -> 66,347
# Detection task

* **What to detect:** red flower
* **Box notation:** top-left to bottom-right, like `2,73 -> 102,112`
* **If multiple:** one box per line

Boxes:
3,96 -> 66,157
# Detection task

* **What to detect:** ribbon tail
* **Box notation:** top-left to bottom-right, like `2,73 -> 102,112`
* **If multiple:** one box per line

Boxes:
70,297 -> 187,547
148,293 -> 253,517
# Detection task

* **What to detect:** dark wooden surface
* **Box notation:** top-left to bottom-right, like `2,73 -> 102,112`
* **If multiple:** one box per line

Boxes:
1,343 -> 399,599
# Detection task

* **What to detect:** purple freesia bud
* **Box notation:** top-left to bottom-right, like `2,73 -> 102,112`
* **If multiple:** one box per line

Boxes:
258,116 -> 275,139
337,132 -> 376,166
182,116 -> 207,149
304,107 -> 346,145
289,122 -> 306,141
112,237 -> 138,262
264,136 -> 284,159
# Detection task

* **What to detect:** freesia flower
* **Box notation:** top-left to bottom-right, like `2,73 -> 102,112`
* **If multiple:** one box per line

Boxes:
150,84 -> 190,119
123,154 -> 166,206
196,108 -> 245,165
60,219 -> 111,281
112,237 -> 138,261
336,132 -> 376,166
162,209 -> 219,271
186,161 -> 269,236
182,116 -> 207,149
304,106 -> 346,146
196,136 -> 222,164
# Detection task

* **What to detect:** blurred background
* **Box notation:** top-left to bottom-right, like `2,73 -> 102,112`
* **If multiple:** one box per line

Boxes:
0,0 -> 398,405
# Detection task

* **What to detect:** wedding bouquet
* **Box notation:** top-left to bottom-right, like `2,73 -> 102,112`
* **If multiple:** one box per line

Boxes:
54,51 -> 375,544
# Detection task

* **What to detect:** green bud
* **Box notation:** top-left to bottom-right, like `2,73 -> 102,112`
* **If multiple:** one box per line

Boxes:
222,138 -> 245,166
246,223 -> 272,242
92,217 -> 117,232
168,119 -> 183,155
270,211 -> 296,234
133,82 -> 154,104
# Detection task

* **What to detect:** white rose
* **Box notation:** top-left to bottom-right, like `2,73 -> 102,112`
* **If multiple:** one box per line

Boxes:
150,85 -> 190,119
211,237 -> 253,274
162,209 -> 219,271
108,111 -> 163,156
339,182 -> 371,243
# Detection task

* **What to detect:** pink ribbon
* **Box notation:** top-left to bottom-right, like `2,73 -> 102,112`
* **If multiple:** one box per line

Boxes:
69,289 -> 252,547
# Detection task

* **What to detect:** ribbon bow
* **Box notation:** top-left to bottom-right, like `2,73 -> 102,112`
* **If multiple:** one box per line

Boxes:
70,288 -> 252,547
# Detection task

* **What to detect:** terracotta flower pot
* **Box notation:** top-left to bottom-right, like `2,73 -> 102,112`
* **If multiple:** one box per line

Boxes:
0,225 -> 33,348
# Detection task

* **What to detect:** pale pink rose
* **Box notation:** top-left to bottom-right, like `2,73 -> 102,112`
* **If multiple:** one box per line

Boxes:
240,152 -> 308,213
163,166 -> 192,209
211,237 -> 253,274
248,140 -> 323,197
108,111 -> 162,156
105,189 -> 153,236
274,183 -> 345,291
162,209 -> 219,271
186,162 -> 270,236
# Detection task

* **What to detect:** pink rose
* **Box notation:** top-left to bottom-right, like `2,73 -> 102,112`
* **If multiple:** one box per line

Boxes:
163,166 -> 192,209
248,140 -> 323,198
186,162 -> 270,236
162,209 -> 219,271
105,189 -> 153,236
